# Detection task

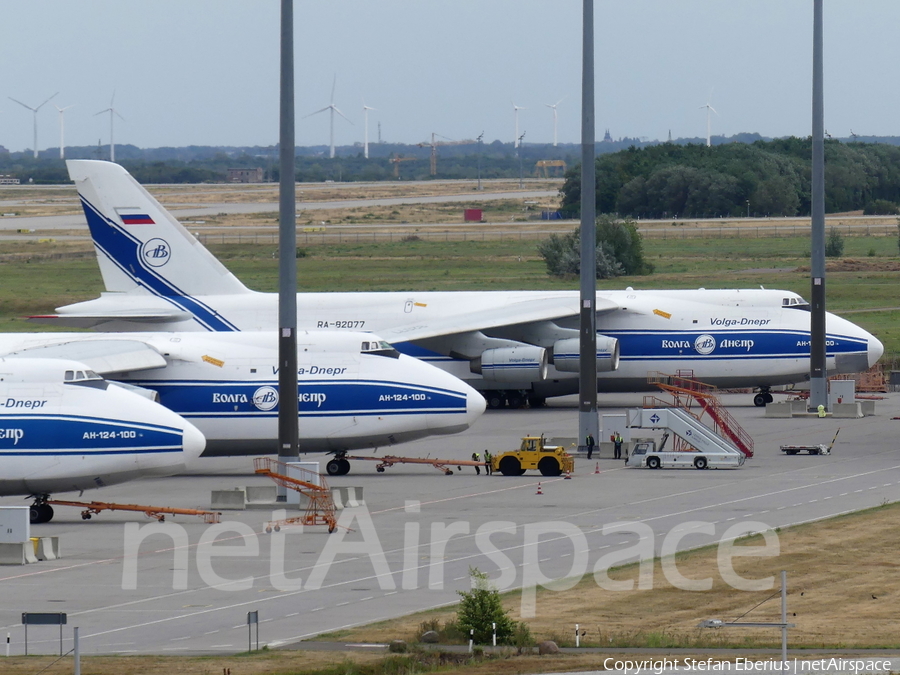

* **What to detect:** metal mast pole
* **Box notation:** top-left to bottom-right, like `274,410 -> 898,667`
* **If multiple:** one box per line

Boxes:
809,0 -> 827,411
277,0 -> 299,497
579,0 -> 599,446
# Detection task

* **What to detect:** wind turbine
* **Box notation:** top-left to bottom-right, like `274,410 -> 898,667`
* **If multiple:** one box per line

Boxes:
304,76 -> 352,159
544,98 -> 563,146
700,93 -> 717,147
362,100 -> 376,159
512,101 -> 526,147
55,104 -> 75,160
95,90 -> 124,162
8,92 -> 57,158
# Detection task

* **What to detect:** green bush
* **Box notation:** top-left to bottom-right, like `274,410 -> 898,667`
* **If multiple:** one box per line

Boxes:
537,216 -> 652,279
825,228 -> 845,257
456,568 -> 517,645
863,199 -> 899,215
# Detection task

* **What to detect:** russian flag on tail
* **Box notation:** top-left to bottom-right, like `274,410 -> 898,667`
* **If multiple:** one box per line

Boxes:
120,213 -> 155,225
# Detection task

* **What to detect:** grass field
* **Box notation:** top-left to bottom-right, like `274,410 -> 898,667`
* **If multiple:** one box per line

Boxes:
2,231 -> 895,355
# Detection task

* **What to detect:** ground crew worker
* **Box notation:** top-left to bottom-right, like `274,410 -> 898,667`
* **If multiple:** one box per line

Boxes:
586,433 -> 595,460
472,451 -> 481,475
484,450 -> 492,475
614,432 -> 624,460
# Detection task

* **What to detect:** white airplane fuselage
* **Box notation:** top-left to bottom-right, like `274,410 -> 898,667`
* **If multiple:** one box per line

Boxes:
0,332 -> 485,456
61,288 -> 881,400
0,358 -> 205,497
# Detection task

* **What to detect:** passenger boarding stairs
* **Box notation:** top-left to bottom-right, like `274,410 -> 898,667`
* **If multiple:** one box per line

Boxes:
645,372 -> 754,458
636,408 -> 743,457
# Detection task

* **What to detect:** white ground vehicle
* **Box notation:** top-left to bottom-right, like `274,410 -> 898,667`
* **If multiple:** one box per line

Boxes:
626,436 -> 745,470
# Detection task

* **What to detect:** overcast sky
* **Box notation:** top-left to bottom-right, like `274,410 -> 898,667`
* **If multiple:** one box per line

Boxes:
1,1 -> 898,153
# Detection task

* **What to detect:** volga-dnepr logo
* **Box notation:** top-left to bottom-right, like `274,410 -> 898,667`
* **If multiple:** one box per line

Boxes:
141,238 -> 171,267
252,386 -> 279,411
693,334 -> 716,355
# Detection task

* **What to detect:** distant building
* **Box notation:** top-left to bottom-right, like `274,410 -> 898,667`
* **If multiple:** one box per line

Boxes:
226,167 -> 264,183
0,175 -> 20,185
602,129 -> 613,143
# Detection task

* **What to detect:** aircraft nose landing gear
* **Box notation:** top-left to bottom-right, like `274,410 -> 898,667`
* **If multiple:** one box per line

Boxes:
753,387 -> 774,407
326,453 -> 351,476
29,495 -> 54,524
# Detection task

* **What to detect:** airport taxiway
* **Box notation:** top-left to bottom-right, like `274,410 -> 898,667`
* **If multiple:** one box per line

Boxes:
1,392 -> 898,656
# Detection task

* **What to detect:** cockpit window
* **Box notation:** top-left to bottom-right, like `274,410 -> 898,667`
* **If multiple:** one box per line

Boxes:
360,340 -> 400,359
64,368 -> 108,389
783,296 -> 811,311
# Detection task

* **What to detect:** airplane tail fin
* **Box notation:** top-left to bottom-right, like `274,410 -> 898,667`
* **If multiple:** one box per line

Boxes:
67,160 -> 251,297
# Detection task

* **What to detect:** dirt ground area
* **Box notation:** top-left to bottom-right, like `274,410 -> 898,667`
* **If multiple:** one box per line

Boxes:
327,502 -> 900,650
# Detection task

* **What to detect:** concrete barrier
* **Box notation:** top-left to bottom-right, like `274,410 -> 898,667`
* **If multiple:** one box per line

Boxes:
0,542 -> 30,565
346,487 -> 364,508
245,486 -> 278,504
791,399 -> 808,414
331,487 -> 364,510
832,402 -> 863,418
211,489 -> 247,511
860,400 -> 876,417
765,402 -> 794,418
36,537 -> 59,561
331,488 -> 346,509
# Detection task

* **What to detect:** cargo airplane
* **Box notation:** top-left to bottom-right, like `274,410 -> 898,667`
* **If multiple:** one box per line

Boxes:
0,331 -> 484,464
37,160 -> 884,409
0,357 -> 205,523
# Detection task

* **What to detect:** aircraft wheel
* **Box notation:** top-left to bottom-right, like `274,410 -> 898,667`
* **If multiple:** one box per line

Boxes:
764,392 -> 774,404
326,459 -> 343,476
30,503 -> 54,524
485,393 -> 505,409
498,456 -> 522,476
753,393 -> 767,407
647,456 -> 661,470
694,456 -> 708,470
528,396 -> 547,408
538,456 -> 562,476
506,394 -> 525,409
339,459 -> 351,475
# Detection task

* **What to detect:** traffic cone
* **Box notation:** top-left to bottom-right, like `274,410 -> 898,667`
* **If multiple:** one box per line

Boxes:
594,462 -> 600,474
536,482 -> 543,495
564,469 -> 572,480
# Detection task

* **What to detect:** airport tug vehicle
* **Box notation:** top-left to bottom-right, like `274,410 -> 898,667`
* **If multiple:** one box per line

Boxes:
491,435 -> 575,476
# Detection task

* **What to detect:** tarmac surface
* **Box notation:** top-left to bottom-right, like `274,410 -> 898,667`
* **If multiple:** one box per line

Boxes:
1,391 -> 899,656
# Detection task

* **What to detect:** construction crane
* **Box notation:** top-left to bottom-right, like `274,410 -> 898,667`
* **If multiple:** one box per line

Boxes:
388,154 -> 417,179
534,159 -> 567,177
417,133 -> 476,176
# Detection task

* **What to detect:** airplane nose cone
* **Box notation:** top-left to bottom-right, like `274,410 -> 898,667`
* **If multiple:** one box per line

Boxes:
868,334 -> 885,368
467,385 -> 487,422
181,420 -> 206,462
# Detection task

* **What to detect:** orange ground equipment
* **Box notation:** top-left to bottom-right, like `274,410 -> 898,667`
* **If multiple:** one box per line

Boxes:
47,500 -> 221,523
253,457 -> 339,533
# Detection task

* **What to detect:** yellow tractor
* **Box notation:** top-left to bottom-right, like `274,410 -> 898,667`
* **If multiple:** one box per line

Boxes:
491,435 -> 574,476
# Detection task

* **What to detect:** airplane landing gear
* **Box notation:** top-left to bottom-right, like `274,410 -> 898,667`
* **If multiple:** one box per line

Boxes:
326,453 -> 351,476
29,495 -> 54,524
753,388 -> 774,407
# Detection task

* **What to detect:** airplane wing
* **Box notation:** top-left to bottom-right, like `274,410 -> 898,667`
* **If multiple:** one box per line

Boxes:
381,296 -> 620,343
6,339 -> 167,375
27,309 -> 193,329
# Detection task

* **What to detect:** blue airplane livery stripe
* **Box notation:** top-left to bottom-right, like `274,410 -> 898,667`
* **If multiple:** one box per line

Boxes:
80,196 -> 239,332
0,415 -> 184,452
128,380 -> 470,419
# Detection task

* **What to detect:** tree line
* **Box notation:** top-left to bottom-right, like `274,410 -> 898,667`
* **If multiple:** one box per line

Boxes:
559,139 -> 900,219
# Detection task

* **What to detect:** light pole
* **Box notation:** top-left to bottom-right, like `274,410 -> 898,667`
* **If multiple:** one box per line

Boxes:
746,199 -> 750,219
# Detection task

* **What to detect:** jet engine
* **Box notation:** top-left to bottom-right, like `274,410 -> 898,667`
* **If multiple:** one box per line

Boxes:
470,346 -> 548,382
551,336 -> 620,373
